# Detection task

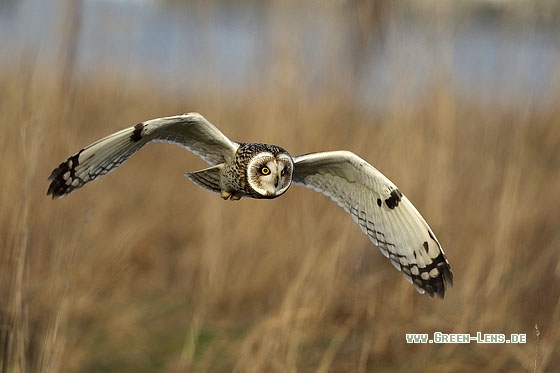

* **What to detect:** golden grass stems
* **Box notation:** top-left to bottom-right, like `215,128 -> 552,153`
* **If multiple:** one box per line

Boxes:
1,47 -> 559,371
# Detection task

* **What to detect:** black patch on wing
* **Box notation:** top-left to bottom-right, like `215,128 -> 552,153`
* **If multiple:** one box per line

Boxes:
130,123 -> 144,142
411,252 -> 453,299
47,149 -> 83,198
384,188 -> 403,209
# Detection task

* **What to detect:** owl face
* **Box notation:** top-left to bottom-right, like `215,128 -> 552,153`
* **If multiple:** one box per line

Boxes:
246,151 -> 293,198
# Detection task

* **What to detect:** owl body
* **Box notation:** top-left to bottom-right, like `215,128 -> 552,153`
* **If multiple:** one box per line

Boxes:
228,142 -> 292,200
184,142 -> 293,200
47,113 -> 453,299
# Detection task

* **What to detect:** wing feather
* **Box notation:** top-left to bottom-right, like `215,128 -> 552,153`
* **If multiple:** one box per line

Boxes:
292,150 -> 453,298
47,113 -> 238,198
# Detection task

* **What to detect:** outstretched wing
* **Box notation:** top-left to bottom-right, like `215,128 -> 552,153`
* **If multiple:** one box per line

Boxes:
47,113 -> 238,198
292,151 -> 453,299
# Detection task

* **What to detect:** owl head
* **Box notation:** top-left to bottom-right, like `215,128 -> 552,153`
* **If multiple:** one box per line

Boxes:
245,144 -> 293,198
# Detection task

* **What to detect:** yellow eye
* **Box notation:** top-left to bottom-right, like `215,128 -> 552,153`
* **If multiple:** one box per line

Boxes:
280,169 -> 285,176
260,166 -> 270,175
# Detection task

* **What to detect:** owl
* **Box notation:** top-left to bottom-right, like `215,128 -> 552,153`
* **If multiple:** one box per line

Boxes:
47,113 -> 453,298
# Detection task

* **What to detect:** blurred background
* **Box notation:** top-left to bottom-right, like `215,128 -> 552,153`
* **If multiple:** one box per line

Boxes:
1,0 -> 559,371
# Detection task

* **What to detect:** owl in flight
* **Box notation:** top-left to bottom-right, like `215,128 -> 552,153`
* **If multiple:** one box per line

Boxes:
47,113 -> 453,298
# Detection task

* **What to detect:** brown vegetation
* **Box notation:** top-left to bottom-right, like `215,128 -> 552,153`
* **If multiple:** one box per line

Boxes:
1,10 -> 560,372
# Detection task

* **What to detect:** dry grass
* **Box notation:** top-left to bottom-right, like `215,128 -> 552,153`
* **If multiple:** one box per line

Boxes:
2,24 -> 560,373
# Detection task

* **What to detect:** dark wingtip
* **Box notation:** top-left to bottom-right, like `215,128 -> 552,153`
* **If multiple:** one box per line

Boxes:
442,264 -> 454,288
422,281 -> 446,300
424,285 -> 436,299
432,261 -> 453,299
46,156 -> 78,199
46,165 -> 67,199
435,259 -> 454,296
412,254 -> 453,300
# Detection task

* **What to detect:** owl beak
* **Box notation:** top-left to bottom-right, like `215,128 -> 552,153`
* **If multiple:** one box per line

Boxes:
274,175 -> 279,188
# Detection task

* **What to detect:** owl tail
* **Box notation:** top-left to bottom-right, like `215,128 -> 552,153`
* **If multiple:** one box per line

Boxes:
184,164 -> 223,194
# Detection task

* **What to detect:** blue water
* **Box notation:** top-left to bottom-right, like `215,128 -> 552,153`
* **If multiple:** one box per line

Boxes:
2,0 -> 558,111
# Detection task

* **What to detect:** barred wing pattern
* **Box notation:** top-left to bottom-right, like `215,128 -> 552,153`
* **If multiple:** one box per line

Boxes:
47,113 -> 238,198
292,151 -> 453,298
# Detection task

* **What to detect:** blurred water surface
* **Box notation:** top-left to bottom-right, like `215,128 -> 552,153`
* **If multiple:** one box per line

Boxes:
1,0 -> 559,111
